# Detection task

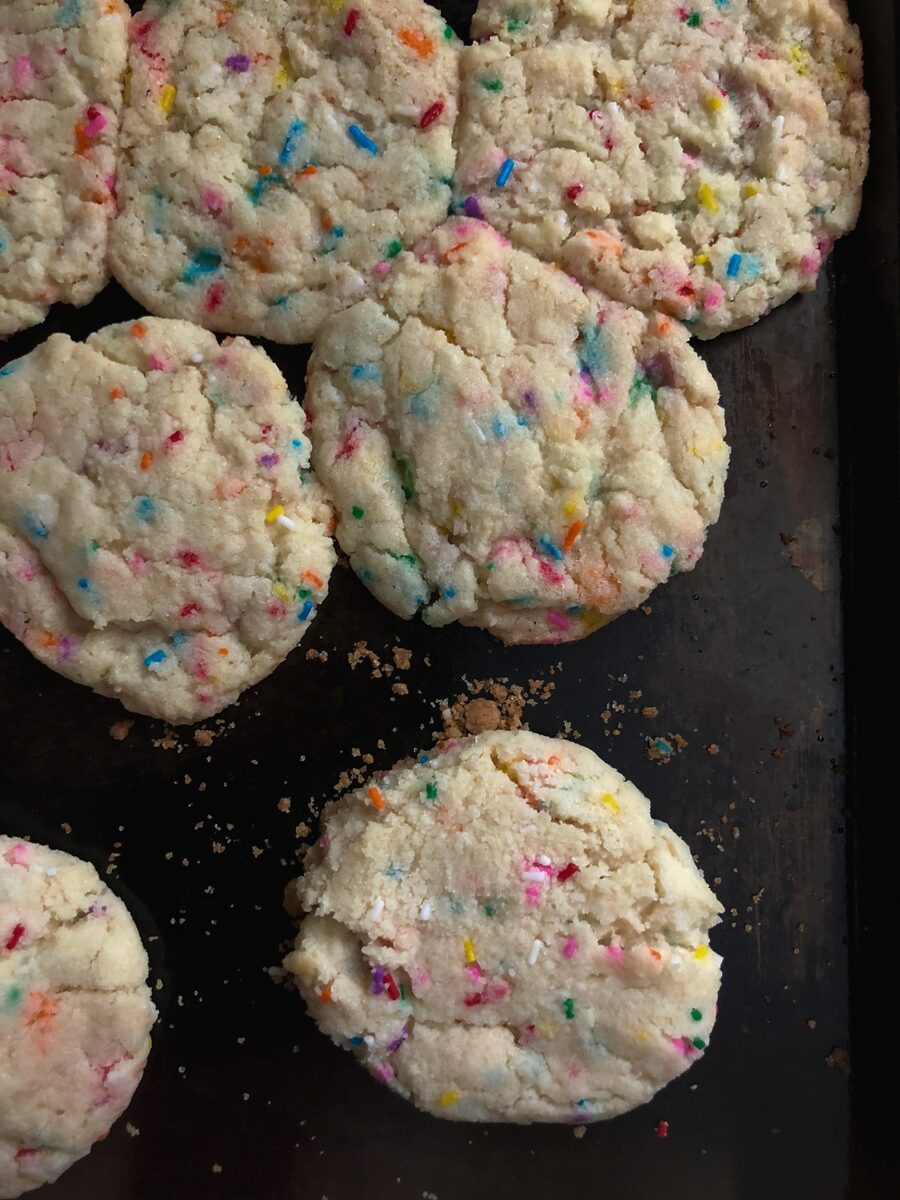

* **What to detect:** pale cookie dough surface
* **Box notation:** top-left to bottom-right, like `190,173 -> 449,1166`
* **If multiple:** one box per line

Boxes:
458,0 -> 869,337
306,218 -> 728,645
284,731 -> 723,1123
110,0 -> 460,344
0,0 -> 129,338
0,318 -> 335,724
0,837 -> 157,1199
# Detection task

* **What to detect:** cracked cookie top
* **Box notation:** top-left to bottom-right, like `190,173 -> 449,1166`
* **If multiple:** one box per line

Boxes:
0,0 -> 129,337
284,731 -> 722,1123
457,0 -> 869,338
0,836 -> 157,1199
109,0 -> 461,344
0,317 -> 335,724
305,218 -> 728,645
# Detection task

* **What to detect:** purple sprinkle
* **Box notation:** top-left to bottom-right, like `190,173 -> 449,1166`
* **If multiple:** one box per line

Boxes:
226,54 -> 251,72
522,389 -> 537,410
643,351 -> 674,389
258,452 -> 280,469
386,1024 -> 409,1053
57,635 -> 76,662
371,965 -> 385,997
464,195 -> 485,219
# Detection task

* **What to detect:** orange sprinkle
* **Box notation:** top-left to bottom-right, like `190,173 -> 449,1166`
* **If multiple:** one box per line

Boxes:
40,633 -> 58,649
258,164 -> 272,177
649,949 -> 662,960
140,451 -> 153,470
442,241 -> 468,262
109,386 -> 124,400
216,8 -> 233,26
657,316 -> 673,335
319,985 -> 333,1003
398,27 -> 435,57
584,229 -> 623,257
231,235 -> 250,254
563,519 -> 585,552
295,165 -> 318,179
25,992 -> 59,1028
547,755 -> 560,766
217,647 -> 229,656
638,96 -> 655,111
368,786 -> 385,811
131,323 -> 146,338
301,569 -> 324,590
74,123 -> 91,155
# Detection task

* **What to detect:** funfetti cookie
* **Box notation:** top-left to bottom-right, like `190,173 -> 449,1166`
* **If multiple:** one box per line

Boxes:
109,0 -> 461,344
305,218 -> 728,645
0,837 -> 157,1200
0,0 -> 129,338
0,318 -> 335,724
458,0 -> 869,337
284,731 -> 723,1124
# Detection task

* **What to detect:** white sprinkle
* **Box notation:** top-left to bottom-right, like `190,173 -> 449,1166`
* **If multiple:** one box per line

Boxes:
370,897 -> 385,922
207,373 -> 218,387
536,854 -> 552,866
772,115 -> 784,138
275,514 -> 297,530
775,164 -> 789,182
521,869 -> 546,882
419,900 -> 432,921
470,420 -> 487,445
528,939 -> 543,966
608,102 -> 621,118
45,867 -> 58,877
190,353 -> 204,364
363,1035 -> 375,1047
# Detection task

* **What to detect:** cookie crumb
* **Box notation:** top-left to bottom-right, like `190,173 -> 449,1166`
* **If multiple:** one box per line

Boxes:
109,719 -> 134,742
573,1126 -> 586,1139
278,797 -> 292,813
194,729 -> 214,747
464,698 -> 502,734
393,647 -> 413,670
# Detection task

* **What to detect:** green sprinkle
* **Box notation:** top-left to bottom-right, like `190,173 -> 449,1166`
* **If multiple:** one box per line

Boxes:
690,1008 -> 703,1022
486,561 -> 496,571
400,983 -> 408,1002
628,372 -> 656,407
351,505 -> 364,519
88,539 -> 100,553
296,587 -> 312,600
395,453 -> 416,501
425,781 -> 438,800
481,77 -> 504,92
3,985 -> 22,1011
507,15 -> 528,32
692,1036 -> 707,1049
687,11 -> 701,25
384,549 -> 418,567
384,238 -> 403,259
443,22 -> 454,40
563,998 -> 576,1020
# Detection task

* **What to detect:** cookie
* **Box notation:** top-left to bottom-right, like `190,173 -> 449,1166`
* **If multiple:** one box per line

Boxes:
284,731 -> 723,1123
305,218 -> 728,645
0,0 -> 129,338
109,0 -> 460,344
0,836 -> 157,1199
0,318 -> 335,724
458,0 -> 869,337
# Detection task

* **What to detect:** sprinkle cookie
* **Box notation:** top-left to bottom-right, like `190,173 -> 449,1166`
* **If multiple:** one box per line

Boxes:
0,318 -> 335,724
0,0 -> 129,338
1,837 -> 157,1199
284,731 -> 723,1123
305,219 -> 728,644
110,0 -> 460,344
457,0 -> 869,337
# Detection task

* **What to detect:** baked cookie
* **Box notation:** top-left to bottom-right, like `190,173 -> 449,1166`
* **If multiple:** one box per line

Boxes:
0,318 -> 335,724
0,0 -> 129,338
284,731 -> 722,1123
0,836 -> 157,1199
458,0 -> 869,337
305,218 -> 728,644
110,0 -> 460,344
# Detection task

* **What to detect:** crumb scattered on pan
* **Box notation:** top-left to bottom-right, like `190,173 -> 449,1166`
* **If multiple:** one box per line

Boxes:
646,734 -> 687,764
109,719 -> 133,741
825,1047 -> 851,1074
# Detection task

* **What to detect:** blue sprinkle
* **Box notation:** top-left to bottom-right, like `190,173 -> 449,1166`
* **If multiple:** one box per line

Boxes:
491,417 -> 509,439
278,119 -> 306,165
350,363 -> 381,382
409,390 -> 433,420
714,0 -> 729,7
538,536 -> 562,561
171,632 -> 189,647
321,226 -> 344,255
56,0 -> 81,28
661,544 -> 675,559
0,225 -> 7,254
359,568 -> 374,581
442,586 -> 457,599
348,124 -> 379,155
135,496 -> 157,522
510,594 -> 536,606
496,158 -> 515,187
248,169 -> 284,206
417,754 -> 430,765
77,578 -> 89,590
742,253 -> 762,280
271,295 -> 291,309
578,323 -> 607,378
0,361 -> 21,378
151,189 -> 166,236
348,1036 -> 364,1046
576,1098 -> 593,1110
298,599 -> 314,622
21,514 -> 49,540
516,414 -> 530,427
385,864 -> 405,879
726,253 -> 742,279
144,649 -> 167,668
566,604 -> 584,615
181,248 -> 221,285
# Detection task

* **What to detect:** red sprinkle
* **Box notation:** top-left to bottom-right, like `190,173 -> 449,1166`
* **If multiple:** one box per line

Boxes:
463,993 -> 484,1007
655,1120 -> 669,1139
566,183 -> 584,201
205,280 -> 226,312
343,8 -> 359,35
557,862 -> 580,883
166,430 -> 184,447
383,971 -> 400,1001
5,923 -> 25,951
15,1150 -> 37,1163
178,550 -> 201,567
180,603 -> 201,617
419,100 -> 445,129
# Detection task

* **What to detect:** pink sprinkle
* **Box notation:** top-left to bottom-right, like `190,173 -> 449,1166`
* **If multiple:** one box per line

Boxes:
656,1119 -> 669,1139
799,254 -> 818,275
374,1062 -> 394,1082
180,602 -> 201,617
106,174 -> 117,198
671,1036 -> 694,1057
201,187 -> 226,216
605,944 -> 625,963
196,691 -> 214,705
205,280 -> 226,312
547,610 -> 571,631
12,56 -> 34,91
465,963 -> 483,980
19,564 -> 37,582
412,968 -> 431,989
193,658 -> 209,680
538,561 -> 565,586
702,283 -> 725,311
373,260 -> 390,278
4,922 -> 26,951
14,1150 -> 37,1164
525,884 -> 541,906
147,353 -> 166,372
130,553 -> 146,575
343,8 -> 360,36
83,105 -> 108,138
267,601 -> 287,618
563,937 -> 579,959
565,183 -> 584,201
3,843 -> 29,867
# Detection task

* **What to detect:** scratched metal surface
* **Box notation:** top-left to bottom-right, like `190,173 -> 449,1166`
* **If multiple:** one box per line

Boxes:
2,0 -> 888,1196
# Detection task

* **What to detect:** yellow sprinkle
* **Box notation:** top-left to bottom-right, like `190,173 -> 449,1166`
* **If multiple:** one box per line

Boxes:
694,253 -> 709,265
159,84 -> 176,115
123,67 -> 132,104
324,0 -> 345,10
272,581 -> 291,602
698,182 -> 719,214
463,938 -> 476,963
563,494 -> 582,519
790,44 -> 809,74
693,945 -> 710,960
439,1090 -> 460,1107
265,505 -> 285,524
582,611 -> 611,633
635,1028 -> 650,1044
600,792 -> 619,812
743,184 -> 759,199
275,51 -> 293,89
690,439 -> 727,459
537,1023 -> 556,1038
704,94 -> 723,113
